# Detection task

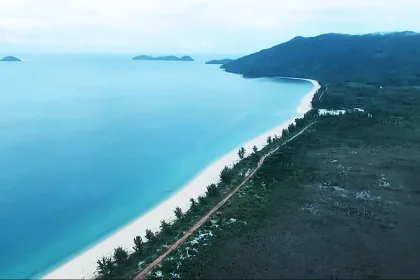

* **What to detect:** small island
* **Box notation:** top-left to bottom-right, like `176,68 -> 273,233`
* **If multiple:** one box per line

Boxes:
0,56 -> 21,62
132,55 -> 194,62
205,58 -> 235,65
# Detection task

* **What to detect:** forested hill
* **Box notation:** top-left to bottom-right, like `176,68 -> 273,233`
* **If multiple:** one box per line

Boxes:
221,31 -> 420,85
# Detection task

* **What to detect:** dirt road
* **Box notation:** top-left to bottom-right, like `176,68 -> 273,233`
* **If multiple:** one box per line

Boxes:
133,123 -> 314,280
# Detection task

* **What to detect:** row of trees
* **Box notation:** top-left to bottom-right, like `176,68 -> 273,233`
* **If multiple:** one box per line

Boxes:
96,165 -> 234,278
153,105 -> 325,279
96,109 -> 323,278
96,246 -> 130,278
238,143 -> 263,158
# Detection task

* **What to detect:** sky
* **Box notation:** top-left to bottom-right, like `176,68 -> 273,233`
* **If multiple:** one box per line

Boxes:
0,0 -> 419,54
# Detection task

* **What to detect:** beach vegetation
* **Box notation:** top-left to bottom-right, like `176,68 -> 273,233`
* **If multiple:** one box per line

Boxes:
206,183 -> 219,197
133,236 -> 144,256
238,147 -> 246,159
252,145 -> 258,154
96,256 -> 113,278
220,166 -> 233,184
145,229 -> 155,242
174,207 -> 183,219
113,247 -> 128,266
160,220 -> 172,234
189,198 -> 198,212
197,195 -> 208,205
287,122 -> 296,132
251,145 -> 260,164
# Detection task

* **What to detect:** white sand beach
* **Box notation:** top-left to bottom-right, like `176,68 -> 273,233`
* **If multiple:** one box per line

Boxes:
42,78 -> 320,279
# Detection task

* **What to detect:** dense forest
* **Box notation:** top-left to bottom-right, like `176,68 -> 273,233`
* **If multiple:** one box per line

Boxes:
221,32 -> 420,86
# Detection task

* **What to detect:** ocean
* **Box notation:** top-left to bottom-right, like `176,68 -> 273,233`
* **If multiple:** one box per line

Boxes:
0,54 -> 313,278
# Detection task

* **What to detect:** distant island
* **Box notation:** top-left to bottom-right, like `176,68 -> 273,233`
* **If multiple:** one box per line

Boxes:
132,55 -> 194,62
0,56 -> 21,62
205,58 -> 235,65
221,31 -> 420,86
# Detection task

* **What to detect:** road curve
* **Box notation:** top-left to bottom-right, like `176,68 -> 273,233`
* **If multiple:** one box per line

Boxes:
133,123 -> 314,280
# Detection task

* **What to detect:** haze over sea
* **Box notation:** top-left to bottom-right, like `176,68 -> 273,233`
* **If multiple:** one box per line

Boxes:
0,54 -> 313,278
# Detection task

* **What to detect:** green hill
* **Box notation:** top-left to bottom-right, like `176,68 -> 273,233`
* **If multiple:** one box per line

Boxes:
221,31 -> 420,85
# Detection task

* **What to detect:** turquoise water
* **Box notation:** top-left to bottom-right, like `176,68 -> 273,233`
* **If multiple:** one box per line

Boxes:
0,54 -> 313,278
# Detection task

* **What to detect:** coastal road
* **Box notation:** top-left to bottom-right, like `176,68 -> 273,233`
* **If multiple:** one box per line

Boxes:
133,122 -> 314,280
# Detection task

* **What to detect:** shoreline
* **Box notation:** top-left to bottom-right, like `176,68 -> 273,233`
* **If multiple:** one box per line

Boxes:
42,78 -> 320,279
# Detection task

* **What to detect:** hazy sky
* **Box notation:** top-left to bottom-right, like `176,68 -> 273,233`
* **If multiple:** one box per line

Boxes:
0,0 -> 419,54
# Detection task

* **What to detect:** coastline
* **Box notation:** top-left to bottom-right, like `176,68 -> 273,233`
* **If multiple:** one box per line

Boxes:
42,78 -> 320,279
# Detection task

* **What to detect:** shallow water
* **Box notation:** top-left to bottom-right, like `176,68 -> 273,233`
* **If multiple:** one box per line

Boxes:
0,54 -> 313,278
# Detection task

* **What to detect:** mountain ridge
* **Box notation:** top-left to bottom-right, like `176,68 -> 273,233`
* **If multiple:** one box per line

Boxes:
221,31 -> 420,85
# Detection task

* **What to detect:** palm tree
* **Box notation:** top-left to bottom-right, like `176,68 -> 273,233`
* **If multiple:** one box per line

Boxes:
97,257 -> 108,275
96,256 -> 113,278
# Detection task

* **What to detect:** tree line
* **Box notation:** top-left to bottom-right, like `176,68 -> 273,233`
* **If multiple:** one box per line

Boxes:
95,101 -> 322,279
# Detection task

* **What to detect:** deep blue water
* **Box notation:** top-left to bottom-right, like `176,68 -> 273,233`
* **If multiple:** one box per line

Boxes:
0,54 -> 313,278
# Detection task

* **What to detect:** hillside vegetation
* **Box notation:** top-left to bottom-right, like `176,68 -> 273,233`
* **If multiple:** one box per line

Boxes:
221,32 -> 420,86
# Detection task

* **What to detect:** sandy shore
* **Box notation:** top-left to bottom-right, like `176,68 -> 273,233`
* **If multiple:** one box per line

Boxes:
42,78 -> 320,279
